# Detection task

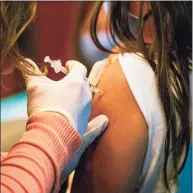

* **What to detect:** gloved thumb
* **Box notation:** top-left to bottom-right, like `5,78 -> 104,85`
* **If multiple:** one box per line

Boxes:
60,115 -> 108,181
65,60 -> 87,79
81,115 -> 109,152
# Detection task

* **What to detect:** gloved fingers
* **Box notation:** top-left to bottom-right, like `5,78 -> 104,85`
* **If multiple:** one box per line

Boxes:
65,60 -> 87,80
23,58 -> 43,75
81,115 -> 109,150
21,58 -> 49,86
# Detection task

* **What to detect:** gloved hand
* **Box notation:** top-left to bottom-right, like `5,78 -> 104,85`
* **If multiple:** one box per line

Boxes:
60,115 -> 109,182
22,58 -> 92,136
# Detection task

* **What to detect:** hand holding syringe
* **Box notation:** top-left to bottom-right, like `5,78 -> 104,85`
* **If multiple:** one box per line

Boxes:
44,56 -> 105,96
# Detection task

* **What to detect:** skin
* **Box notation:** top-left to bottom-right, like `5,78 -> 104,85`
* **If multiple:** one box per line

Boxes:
71,56 -> 148,193
71,2 -> 154,193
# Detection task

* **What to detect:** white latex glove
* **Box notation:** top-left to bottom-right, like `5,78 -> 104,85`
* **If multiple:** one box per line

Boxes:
23,58 -> 92,136
60,115 -> 109,182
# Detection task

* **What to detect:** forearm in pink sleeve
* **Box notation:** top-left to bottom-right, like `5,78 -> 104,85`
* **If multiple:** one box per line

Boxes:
1,112 -> 82,193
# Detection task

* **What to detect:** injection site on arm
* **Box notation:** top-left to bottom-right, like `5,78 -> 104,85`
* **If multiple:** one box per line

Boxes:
44,56 -> 106,96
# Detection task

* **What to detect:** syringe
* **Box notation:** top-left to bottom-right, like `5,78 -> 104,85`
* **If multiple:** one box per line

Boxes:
44,56 -> 68,74
44,56 -> 105,96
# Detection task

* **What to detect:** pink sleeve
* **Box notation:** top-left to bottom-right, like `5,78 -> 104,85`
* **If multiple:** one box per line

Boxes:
1,112 -> 82,193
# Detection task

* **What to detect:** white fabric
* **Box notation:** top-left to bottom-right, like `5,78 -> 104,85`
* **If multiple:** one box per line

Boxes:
118,53 -> 175,193
89,52 -> 192,192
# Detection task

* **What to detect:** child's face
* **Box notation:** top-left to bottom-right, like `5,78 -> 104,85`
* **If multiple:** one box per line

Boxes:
128,1 -> 155,44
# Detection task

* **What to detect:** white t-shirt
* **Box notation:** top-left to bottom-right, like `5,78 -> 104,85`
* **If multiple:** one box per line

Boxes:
90,52 -> 191,193
118,53 -> 192,193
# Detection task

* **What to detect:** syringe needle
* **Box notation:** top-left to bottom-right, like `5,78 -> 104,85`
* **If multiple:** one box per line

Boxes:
44,56 -> 104,96
90,84 -> 104,96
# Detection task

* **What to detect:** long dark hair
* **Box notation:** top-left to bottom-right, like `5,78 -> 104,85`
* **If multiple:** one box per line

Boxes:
0,1 -> 37,75
90,1 -> 192,191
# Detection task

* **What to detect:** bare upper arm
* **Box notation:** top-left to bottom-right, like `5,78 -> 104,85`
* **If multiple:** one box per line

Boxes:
71,55 -> 148,193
